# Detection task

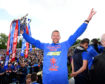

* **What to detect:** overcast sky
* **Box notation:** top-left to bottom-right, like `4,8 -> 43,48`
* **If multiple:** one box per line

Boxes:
0,0 -> 105,43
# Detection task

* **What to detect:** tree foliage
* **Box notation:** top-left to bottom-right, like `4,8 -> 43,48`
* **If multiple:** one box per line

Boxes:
0,33 -> 8,49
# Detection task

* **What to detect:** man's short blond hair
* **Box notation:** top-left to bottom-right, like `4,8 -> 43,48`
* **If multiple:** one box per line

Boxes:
52,30 -> 60,36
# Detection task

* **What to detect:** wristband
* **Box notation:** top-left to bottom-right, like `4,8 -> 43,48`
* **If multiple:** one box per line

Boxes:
84,20 -> 89,23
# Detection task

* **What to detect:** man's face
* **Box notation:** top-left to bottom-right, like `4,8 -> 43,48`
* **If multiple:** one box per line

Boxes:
26,78 -> 31,84
80,43 -> 89,50
51,32 -> 61,44
21,63 -> 25,67
8,63 -> 12,67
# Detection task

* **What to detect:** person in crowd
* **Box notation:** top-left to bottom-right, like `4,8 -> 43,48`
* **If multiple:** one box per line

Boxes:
87,38 -> 104,70
91,38 -> 103,53
26,74 -> 32,84
31,72 -> 39,84
87,42 -> 99,70
71,38 -> 89,84
18,62 -> 27,84
0,62 -> 5,84
98,41 -> 104,53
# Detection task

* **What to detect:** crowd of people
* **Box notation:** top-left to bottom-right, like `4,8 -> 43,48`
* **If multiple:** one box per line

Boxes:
0,48 -> 43,84
0,38 -> 104,84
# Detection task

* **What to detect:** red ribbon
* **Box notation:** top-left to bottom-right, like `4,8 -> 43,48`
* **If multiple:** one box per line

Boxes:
25,25 -> 29,58
6,22 -> 12,55
11,20 -> 18,62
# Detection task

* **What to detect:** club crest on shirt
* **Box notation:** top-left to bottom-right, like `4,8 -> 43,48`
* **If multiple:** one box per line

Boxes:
49,57 -> 58,71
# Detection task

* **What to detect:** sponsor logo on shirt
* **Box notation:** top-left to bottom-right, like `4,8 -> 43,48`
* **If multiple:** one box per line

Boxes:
47,45 -> 61,51
47,51 -> 61,56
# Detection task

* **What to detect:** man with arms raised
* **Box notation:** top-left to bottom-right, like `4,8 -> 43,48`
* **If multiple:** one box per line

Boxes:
20,9 -> 96,84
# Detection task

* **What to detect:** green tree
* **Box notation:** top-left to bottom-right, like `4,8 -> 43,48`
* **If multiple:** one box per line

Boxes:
17,39 -> 22,48
0,33 -> 8,49
73,39 -> 81,45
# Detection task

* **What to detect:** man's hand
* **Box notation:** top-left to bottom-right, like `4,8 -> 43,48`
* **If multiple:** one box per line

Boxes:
87,8 -> 96,21
20,30 -> 24,34
70,72 -> 78,77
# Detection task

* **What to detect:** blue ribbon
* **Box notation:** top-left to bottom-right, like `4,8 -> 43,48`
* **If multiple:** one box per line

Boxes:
20,38 -> 26,56
4,21 -> 16,69
4,55 -> 9,70
17,20 -> 20,62
20,23 -> 27,57
28,19 -> 32,51
9,22 -> 16,54
18,20 -> 20,36
20,19 -> 32,56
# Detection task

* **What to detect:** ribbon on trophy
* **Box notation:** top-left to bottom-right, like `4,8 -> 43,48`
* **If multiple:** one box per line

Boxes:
4,22 -> 13,69
28,19 -> 32,52
5,14 -> 32,68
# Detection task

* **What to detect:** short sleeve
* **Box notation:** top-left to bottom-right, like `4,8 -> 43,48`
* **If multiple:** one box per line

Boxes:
82,51 -> 88,60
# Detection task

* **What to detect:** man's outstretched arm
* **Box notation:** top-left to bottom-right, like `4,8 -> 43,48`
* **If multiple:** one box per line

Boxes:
66,8 -> 96,48
20,30 -> 45,50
